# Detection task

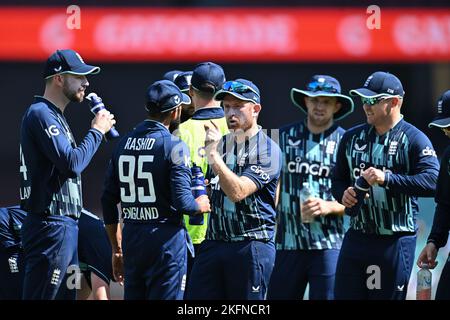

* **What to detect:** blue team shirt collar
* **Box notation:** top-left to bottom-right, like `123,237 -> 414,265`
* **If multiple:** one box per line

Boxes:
142,119 -> 170,133
33,95 -> 63,115
302,119 -> 338,137
368,115 -> 404,136
192,107 -> 224,120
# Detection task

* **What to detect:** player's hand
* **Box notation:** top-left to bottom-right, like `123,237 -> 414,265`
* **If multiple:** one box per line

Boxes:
361,167 -> 385,186
204,120 -> 221,154
195,195 -> 211,213
92,109 -> 116,134
301,198 -> 331,217
416,242 -> 438,269
342,187 -> 358,208
112,251 -> 124,286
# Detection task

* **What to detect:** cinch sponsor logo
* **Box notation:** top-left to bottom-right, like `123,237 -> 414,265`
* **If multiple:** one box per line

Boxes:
352,163 -> 392,179
250,165 -> 270,182
288,158 -> 331,177
421,146 -> 437,157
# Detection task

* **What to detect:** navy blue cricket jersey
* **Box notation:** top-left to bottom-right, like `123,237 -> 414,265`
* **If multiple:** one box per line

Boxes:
206,129 -> 282,242
428,145 -> 450,248
332,119 -> 439,235
102,120 -> 199,225
276,122 -> 345,250
20,96 -> 103,218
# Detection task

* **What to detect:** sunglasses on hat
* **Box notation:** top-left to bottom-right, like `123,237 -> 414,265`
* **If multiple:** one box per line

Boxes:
306,80 -> 338,93
222,81 -> 259,96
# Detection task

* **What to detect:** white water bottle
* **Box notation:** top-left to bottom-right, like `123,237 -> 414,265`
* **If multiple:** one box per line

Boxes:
416,264 -> 432,300
299,182 -> 314,223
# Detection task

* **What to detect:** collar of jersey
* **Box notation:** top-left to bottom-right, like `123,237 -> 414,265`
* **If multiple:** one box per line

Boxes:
192,107 -> 224,120
142,119 -> 170,133
302,119 -> 339,138
34,95 -> 63,115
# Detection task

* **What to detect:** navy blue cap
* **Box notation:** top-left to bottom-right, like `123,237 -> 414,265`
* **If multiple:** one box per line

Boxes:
191,62 -> 225,93
163,70 -> 183,82
214,78 -> 261,104
291,75 -> 354,121
146,80 -> 191,113
174,71 -> 193,93
429,90 -> 450,128
350,71 -> 405,98
43,49 -> 100,79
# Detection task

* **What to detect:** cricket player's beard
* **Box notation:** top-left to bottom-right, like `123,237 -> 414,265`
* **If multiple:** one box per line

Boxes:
63,86 -> 84,103
169,116 -> 181,133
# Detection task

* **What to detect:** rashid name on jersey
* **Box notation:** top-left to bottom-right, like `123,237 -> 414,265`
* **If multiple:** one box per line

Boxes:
332,118 -> 439,235
206,129 -> 282,242
102,120 -> 199,226
276,121 -> 345,250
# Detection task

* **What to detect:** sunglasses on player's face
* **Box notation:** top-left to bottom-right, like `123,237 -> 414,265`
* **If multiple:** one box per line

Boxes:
361,96 -> 393,106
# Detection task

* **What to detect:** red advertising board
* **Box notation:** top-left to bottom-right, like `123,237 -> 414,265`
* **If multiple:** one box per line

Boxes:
0,7 -> 449,62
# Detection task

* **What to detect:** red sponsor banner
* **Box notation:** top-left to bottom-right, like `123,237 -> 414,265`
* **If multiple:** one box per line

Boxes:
0,7 -> 449,62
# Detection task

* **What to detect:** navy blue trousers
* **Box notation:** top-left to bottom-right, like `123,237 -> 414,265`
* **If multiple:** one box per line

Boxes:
122,223 -> 188,300
436,253 -> 450,300
334,229 -> 416,300
21,214 -> 78,300
267,249 -> 339,300
0,248 -> 25,299
186,240 -> 275,300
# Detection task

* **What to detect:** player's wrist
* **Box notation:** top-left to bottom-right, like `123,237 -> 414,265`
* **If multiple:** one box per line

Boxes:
92,125 -> 106,135
112,247 -> 123,255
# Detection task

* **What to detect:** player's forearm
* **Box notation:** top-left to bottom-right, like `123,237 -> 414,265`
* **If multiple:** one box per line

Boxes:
428,203 -> 450,249
105,224 -> 122,254
101,192 -> 120,225
208,152 -> 252,202
331,177 -> 348,205
326,201 -> 345,216
52,129 -> 103,177
383,170 -> 438,196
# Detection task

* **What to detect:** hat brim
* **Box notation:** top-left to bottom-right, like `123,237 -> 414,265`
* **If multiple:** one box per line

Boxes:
66,64 -> 101,76
428,117 -> 450,128
290,88 -> 354,121
214,90 -> 259,104
349,88 -> 389,98
44,64 -> 101,79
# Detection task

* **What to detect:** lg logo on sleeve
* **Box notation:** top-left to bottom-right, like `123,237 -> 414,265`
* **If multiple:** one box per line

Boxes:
44,125 -> 60,138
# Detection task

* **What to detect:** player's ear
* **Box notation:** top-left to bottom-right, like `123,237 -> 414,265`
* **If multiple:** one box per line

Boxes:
333,101 -> 342,114
252,103 -> 261,117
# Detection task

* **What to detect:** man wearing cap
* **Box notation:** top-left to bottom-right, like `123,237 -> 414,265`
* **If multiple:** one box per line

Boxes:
176,62 -> 228,283
331,71 -> 439,299
417,90 -> 450,300
19,49 -> 115,299
171,71 -> 194,131
267,75 -> 353,300
101,80 -> 210,300
186,78 -> 282,300
163,69 -> 183,82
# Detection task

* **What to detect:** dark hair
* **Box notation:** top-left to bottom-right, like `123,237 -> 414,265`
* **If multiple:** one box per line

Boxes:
193,84 -> 216,100
146,107 -> 174,122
